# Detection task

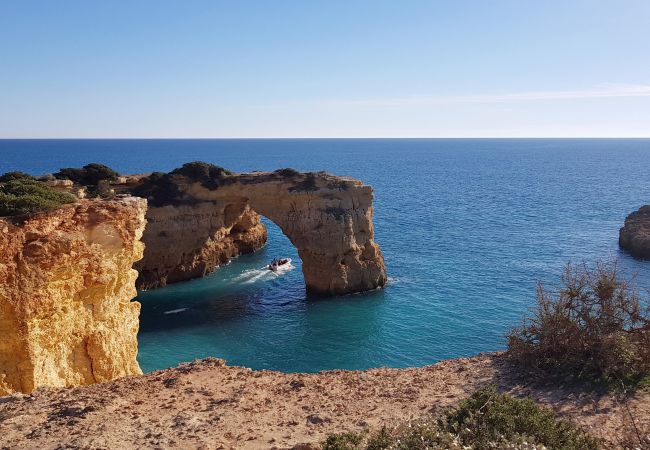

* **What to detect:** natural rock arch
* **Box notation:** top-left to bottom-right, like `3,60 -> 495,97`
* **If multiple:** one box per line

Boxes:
133,170 -> 387,295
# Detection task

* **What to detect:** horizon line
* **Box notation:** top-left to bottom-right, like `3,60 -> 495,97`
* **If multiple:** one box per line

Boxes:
2,136 -> 650,140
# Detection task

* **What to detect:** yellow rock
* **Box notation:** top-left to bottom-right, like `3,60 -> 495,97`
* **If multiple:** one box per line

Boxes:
0,197 -> 147,395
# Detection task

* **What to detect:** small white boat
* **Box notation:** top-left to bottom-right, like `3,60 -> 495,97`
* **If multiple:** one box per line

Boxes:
267,258 -> 291,271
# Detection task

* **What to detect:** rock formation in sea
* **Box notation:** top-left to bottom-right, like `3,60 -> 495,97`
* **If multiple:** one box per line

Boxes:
0,197 -> 146,395
619,205 -> 650,259
131,167 -> 387,295
135,203 -> 267,290
0,163 -> 386,394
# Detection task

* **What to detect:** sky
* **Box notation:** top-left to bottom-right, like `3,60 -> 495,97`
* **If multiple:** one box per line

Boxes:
0,1 -> 649,138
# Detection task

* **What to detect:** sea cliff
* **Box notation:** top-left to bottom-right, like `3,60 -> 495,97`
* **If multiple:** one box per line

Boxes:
0,197 -> 146,395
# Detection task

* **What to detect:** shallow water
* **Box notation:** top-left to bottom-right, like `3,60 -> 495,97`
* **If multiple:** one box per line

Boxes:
2,138 -> 650,372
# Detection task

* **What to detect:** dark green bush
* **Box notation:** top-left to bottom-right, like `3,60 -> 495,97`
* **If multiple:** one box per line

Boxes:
130,172 -> 184,207
274,167 -> 301,177
0,179 -> 76,216
0,171 -> 36,183
323,387 -> 599,450
54,163 -> 119,186
288,172 -> 319,192
166,161 -> 234,190
507,262 -> 650,386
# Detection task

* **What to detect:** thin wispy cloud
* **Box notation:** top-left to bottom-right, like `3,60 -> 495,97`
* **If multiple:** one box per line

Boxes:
315,84 -> 650,108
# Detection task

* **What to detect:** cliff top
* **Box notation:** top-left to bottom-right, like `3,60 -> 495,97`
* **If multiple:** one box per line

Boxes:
0,353 -> 646,449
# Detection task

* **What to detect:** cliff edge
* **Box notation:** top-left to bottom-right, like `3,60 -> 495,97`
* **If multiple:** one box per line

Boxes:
0,197 -> 146,395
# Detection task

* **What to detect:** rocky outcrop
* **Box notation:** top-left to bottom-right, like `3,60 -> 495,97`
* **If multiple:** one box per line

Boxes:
619,205 -> 650,259
132,171 -> 387,295
136,203 -> 267,290
0,197 -> 146,395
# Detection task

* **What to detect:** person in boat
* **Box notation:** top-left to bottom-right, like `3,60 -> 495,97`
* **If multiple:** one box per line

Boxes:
268,257 -> 291,271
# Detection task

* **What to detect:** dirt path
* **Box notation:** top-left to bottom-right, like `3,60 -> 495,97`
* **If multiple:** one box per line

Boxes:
0,353 -> 647,449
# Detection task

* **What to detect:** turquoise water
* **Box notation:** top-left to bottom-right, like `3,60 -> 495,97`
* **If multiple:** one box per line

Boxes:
2,139 -> 650,372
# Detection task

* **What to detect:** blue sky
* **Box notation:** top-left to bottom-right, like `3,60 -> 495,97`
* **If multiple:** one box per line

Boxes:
1,1 -> 649,137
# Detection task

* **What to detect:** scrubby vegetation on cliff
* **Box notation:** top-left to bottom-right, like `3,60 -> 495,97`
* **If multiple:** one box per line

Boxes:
507,262 -> 650,387
275,167 -> 301,177
0,177 -> 76,216
323,386 -> 598,450
54,163 -> 120,186
0,171 -> 37,183
131,162 -> 234,206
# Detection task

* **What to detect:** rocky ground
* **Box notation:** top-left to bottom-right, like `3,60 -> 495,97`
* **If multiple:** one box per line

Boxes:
0,353 -> 648,449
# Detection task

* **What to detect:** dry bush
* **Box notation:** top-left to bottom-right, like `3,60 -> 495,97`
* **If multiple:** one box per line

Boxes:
507,262 -> 650,386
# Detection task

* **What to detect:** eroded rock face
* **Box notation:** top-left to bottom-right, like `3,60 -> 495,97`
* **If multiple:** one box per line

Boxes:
619,205 -> 650,259
133,171 -> 387,295
0,197 -> 146,395
136,203 -> 267,290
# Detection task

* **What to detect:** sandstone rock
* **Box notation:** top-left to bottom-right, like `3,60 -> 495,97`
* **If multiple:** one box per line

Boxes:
0,197 -> 146,395
136,203 -> 267,290
619,205 -> 650,258
132,171 -> 387,295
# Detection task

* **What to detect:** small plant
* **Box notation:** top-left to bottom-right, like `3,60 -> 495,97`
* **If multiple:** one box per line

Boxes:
507,262 -> 650,386
288,172 -> 319,192
0,179 -> 76,216
54,163 -> 119,186
323,386 -> 598,449
322,432 -> 364,450
274,167 -> 301,177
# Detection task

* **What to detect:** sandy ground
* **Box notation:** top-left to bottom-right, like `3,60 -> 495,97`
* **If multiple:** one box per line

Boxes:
0,353 -> 648,449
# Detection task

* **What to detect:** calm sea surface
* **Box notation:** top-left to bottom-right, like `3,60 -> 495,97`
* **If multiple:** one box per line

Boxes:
2,138 -> 650,372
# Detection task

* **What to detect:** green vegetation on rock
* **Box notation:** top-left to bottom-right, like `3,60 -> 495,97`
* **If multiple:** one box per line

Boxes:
54,163 -> 120,186
132,162 -> 234,206
0,171 -> 36,183
0,178 -> 76,217
274,167 -> 301,177
323,386 -> 599,450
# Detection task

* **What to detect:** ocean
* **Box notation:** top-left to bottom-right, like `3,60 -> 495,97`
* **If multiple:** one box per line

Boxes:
2,138 -> 650,372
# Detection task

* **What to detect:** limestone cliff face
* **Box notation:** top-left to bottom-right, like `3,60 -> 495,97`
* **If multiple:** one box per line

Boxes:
619,205 -> 650,259
133,171 -> 387,295
135,203 -> 267,290
0,197 -> 146,395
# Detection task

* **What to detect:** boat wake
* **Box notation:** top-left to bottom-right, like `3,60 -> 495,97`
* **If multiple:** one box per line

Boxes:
233,263 -> 294,285
163,308 -> 188,314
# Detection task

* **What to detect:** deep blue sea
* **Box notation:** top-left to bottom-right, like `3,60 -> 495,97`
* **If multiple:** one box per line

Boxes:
2,139 -> 650,373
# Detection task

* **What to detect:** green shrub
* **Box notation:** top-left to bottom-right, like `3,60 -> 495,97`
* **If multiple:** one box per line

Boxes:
288,172 -> 319,192
446,386 -> 598,449
0,171 -> 36,183
54,163 -> 119,186
130,172 -> 184,207
507,262 -> 650,386
170,161 -> 233,186
274,167 -> 301,177
0,179 -> 76,216
322,432 -> 363,450
323,387 -> 598,450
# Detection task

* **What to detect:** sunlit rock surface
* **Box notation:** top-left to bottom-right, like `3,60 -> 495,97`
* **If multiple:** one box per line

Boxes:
0,197 -> 146,395
132,170 -> 387,295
